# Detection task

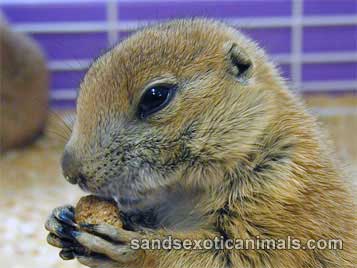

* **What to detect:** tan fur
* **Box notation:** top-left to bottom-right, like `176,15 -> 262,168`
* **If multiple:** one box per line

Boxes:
64,19 -> 356,267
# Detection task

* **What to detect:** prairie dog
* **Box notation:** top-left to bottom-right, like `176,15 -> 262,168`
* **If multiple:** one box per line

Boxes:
45,19 -> 356,268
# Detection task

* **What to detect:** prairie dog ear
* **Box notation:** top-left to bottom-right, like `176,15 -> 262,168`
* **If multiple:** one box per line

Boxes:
224,42 -> 252,81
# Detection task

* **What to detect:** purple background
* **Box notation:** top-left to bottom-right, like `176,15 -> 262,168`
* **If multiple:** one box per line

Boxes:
1,0 -> 356,108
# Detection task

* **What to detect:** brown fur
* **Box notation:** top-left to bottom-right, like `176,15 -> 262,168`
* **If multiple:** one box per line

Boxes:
63,19 -> 356,267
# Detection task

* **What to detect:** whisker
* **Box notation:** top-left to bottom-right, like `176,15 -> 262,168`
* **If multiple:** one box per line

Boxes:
49,110 -> 73,135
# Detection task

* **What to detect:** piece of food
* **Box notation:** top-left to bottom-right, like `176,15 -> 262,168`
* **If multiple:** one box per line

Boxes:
75,195 -> 122,229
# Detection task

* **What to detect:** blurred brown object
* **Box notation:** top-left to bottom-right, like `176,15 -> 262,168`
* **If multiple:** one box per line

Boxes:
0,19 -> 49,152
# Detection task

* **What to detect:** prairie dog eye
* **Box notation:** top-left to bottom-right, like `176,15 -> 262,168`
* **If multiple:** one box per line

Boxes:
138,84 -> 177,119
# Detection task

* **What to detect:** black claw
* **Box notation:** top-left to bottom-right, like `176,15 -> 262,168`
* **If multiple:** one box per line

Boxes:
72,246 -> 91,256
79,223 -> 97,231
58,210 -> 76,227
70,230 -> 81,238
62,208 -> 75,219
59,249 -> 75,260
62,237 -> 79,248
47,233 -> 77,248
68,206 -> 75,214
62,240 -> 77,248
58,226 -> 75,240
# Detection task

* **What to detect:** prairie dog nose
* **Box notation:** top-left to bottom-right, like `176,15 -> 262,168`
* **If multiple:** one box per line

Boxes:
61,150 -> 83,184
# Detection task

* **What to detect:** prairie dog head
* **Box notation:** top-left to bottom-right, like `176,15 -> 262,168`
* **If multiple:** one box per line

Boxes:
62,19 -> 284,207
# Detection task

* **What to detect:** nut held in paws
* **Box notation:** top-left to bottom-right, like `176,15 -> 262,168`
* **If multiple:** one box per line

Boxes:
75,195 -> 123,229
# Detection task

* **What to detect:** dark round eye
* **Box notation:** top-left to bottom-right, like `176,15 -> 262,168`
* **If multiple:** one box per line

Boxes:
138,84 -> 176,119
